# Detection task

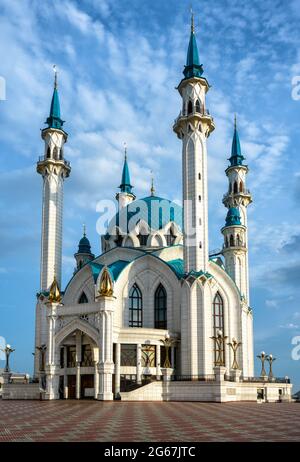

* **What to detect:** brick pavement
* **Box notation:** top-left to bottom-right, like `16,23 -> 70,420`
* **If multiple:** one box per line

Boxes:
0,401 -> 299,442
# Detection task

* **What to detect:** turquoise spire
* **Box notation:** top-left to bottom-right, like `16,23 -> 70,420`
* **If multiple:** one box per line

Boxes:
183,12 -> 204,80
119,145 -> 133,194
45,66 -> 65,130
229,115 -> 245,167
225,207 -> 242,227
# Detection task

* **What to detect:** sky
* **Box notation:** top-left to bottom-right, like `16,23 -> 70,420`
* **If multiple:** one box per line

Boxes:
0,0 -> 300,389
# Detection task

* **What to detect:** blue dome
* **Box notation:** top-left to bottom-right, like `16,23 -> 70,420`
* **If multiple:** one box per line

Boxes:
225,207 -> 242,227
107,195 -> 183,236
78,235 -> 92,254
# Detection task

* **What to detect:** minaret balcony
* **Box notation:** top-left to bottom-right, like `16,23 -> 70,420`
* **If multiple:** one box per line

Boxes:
222,191 -> 252,207
173,109 -> 215,136
37,156 -> 71,176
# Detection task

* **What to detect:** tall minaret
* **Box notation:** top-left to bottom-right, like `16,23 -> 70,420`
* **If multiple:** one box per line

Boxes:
116,145 -> 135,210
173,14 -> 215,273
37,68 -> 71,291
222,116 -> 252,302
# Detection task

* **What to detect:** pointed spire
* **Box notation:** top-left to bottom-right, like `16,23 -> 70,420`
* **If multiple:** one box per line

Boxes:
228,115 -> 245,167
183,11 -> 204,80
119,143 -> 133,194
49,274 -> 62,303
45,65 -> 65,130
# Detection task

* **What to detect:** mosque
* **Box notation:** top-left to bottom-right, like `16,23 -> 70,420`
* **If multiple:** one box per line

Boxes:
32,16 -> 292,402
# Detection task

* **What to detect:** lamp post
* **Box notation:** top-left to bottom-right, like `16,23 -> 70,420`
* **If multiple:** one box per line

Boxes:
257,351 -> 267,378
160,335 -> 175,369
227,338 -> 242,370
36,345 -> 47,390
266,354 -> 276,380
0,344 -> 15,373
211,330 -> 228,367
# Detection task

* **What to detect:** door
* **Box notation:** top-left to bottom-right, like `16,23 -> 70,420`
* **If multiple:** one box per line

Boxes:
68,375 -> 76,399
81,374 -> 94,399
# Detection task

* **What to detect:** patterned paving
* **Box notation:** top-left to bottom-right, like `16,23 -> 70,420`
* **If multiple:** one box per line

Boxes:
0,400 -> 299,442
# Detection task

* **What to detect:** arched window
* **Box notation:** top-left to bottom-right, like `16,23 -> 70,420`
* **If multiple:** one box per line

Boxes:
79,292 -> 88,304
138,234 -> 149,246
46,147 -> 51,158
155,284 -> 167,329
195,99 -> 201,113
234,182 -> 238,194
188,100 -> 193,114
165,228 -> 176,246
129,284 -> 143,327
213,292 -> 225,366
230,235 -> 234,247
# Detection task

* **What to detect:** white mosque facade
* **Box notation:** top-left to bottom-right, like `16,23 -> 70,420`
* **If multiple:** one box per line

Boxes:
31,17 -> 292,403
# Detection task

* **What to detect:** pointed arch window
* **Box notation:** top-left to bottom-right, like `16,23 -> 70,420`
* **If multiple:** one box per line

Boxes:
230,235 -> 235,247
129,284 -> 143,327
138,233 -> 149,246
155,284 -> 167,329
213,292 -> 225,366
188,100 -> 193,115
165,228 -> 176,246
46,147 -> 51,158
195,99 -> 201,113
79,292 -> 88,304
234,181 -> 238,194
239,181 -> 244,193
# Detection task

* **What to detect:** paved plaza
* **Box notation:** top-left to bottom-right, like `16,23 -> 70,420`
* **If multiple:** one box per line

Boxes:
0,401 -> 299,442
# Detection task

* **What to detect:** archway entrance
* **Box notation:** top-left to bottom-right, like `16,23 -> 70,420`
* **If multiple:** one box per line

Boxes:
56,328 -> 99,399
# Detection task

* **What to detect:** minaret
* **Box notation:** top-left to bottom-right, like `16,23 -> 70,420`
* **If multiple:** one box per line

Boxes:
116,145 -> 136,210
74,225 -> 95,272
37,67 -> 71,291
173,14 -> 215,273
222,116 -> 252,302
221,208 -> 248,298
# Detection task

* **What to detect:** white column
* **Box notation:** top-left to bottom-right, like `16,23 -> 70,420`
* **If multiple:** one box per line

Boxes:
75,331 -> 82,400
137,344 -> 142,384
171,347 -> 175,369
115,343 -> 121,396
97,297 -> 114,401
94,361 -> 99,400
63,346 -> 68,399
156,344 -> 161,379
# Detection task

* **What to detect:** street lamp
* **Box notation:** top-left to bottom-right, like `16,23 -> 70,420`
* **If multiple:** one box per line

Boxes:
257,351 -> 267,378
160,335 -> 176,369
227,338 -> 242,370
0,344 -> 15,373
266,354 -> 276,380
211,330 -> 228,367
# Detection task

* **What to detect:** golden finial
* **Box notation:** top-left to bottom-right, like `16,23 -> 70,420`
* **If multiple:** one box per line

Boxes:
49,274 -> 61,303
99,267 -> 114,297
53,65 -> 58,89
150,171 -> 155,196
190,6 -> 195,33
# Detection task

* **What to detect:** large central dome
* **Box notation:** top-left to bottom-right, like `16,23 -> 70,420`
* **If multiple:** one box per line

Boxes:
103,195 -> 183,251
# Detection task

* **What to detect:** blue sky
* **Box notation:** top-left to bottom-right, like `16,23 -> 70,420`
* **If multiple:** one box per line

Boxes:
0,0 -> 300,389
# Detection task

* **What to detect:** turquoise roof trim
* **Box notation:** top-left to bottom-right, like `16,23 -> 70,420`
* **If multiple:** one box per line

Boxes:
183,27 -> 204,80
46,87 -> 65,130
88,260 -> 130,283
165,258 -> 212,280
119,156 -> 133,194
225,207 -> 242,227
229,123 -> 245,167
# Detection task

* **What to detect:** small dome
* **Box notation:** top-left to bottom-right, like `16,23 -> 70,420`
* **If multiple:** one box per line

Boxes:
78,235 -> 92,254
225,207 -> 241,227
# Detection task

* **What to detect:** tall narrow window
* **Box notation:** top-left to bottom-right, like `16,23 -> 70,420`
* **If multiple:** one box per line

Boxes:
188,100 -> 193,114
138,234 -> 148,246
46,147 -> 51,158
234,181 -> 238,194
155,284 -> 167,329
195,99 -> 201,113
129,284 -> 143,327
239,181 -> 244,193
165,228 -> 176,246
213,293 -> 225,366
230,235 -> 234,247
79,292 -> 88,304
